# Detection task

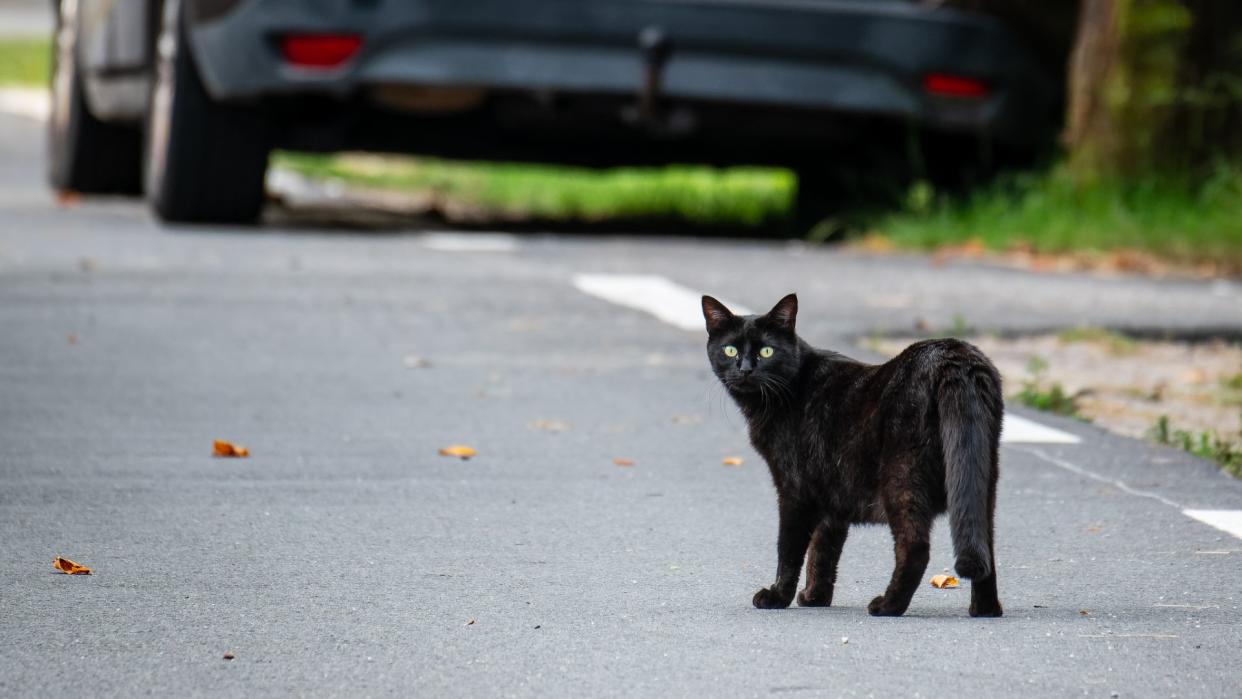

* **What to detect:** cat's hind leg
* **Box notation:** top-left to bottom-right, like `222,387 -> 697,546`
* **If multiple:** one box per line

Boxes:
797,521 -> 848,607
868,504 -> 932,617
969,492 -> 1003,617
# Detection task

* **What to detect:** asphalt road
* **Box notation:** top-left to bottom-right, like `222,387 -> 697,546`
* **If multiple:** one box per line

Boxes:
2,106 -> 1241,698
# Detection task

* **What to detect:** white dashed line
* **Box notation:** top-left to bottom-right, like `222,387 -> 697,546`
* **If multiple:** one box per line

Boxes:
1182,510 -> 1242,541
572,273 -> 752,332
420,232 -> 518,253
1001,414 -> 1081,444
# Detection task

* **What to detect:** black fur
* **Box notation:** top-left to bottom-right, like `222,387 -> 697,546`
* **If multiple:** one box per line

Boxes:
703,293 -> 1003,617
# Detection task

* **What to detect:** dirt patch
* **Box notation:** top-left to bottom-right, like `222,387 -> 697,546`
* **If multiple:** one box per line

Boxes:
849,234 -> 1239,280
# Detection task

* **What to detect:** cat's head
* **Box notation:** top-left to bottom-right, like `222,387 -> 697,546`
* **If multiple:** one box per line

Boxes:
701,294 -> 801,396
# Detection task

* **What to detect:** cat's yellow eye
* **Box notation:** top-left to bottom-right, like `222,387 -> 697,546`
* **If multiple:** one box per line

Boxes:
759,346 -> 775,358
723,345 -> 738,358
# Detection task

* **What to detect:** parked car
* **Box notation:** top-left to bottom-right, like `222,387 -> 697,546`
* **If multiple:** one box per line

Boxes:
49,0 -> 1057,224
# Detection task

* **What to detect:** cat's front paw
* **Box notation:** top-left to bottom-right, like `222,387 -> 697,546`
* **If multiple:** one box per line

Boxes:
752,586 -> 794,609
867,595 -> 908,617
796,588 -> 832,607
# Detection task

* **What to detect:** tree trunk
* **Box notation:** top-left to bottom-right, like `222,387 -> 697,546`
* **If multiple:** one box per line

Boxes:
1062,0 -> 1242,180
1064,0 -> 1122,180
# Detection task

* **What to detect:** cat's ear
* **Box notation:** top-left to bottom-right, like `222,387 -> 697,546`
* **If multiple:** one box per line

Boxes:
766,293 -> 798,332
702,295 -> 735,334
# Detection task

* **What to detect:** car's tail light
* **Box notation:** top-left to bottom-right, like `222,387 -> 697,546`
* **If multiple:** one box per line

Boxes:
923,73 -> 989,99
281,34 -> 363,69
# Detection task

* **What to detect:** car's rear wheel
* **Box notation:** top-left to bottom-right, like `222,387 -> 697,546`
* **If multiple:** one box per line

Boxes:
145,0 -> 270,224
48,0 -> 143,194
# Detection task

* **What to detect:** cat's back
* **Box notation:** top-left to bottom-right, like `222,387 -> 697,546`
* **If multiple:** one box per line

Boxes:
855,338 -> 1000,411
884,337 -> 997,378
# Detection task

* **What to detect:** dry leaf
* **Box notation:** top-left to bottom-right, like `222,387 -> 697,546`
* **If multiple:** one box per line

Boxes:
53,557 -> 91,575
929,574 -> 958,589
439,445 -> 477,459
531,420 -> 570,433
223,651 -> 235,660
213,440 -> 249,458
67,334 -> 77,345
721,456 -> 744,466
466,619 -> 476,626
1079,609 -> 1090,616
613,457 -> 635,467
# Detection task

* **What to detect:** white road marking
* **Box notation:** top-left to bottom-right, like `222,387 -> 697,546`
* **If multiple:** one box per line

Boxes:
1153,603 -> 1219,609
1019,447 -> 1242,541
572,273 -> 752,332
0,88 -> 50,122
420,232 -> 518,253
1017,446 -> 1184,508
1001,414 -> 1081,444
573,272 -> 1081,445
1182,510 -> 1242,541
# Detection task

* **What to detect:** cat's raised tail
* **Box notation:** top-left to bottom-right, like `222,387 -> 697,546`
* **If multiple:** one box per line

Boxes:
939,364 -> 1003,580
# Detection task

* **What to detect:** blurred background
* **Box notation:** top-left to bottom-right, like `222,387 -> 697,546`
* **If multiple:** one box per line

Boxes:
1,0 -> 1232,274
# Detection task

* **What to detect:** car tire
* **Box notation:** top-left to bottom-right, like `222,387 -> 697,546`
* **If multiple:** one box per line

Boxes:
47,0 -> 143,195
145,0 -> 270,224
792,165 -> 836,235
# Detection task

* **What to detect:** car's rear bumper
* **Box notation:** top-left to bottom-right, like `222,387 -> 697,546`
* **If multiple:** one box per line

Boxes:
187,0 -> 1053,147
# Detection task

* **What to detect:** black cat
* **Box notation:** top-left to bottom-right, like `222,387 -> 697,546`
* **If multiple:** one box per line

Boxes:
702,293 -> 1003,617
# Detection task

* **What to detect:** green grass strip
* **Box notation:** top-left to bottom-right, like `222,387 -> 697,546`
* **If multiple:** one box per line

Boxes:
275,151 -> 795,226
875,165 -> 1242,269
0,37 -> 51,87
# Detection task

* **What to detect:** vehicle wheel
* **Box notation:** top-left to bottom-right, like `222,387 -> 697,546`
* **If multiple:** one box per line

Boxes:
791,165 -> 836,236
47,0 -> 143,194
145,0 -> 270,224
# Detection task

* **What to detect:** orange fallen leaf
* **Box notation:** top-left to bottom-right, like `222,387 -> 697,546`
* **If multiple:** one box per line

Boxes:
213,440 -> 249,458
439,445 -> 477,459
613,457 -> 635,467
55,190 -> 81,208
721,456 -> 744,466
929,574 -> 958,589
53,557 -> 91,575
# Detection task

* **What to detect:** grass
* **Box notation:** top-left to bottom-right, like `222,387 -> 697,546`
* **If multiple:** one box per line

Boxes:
1016,381 -> 1084,419
1149,415 -> 1242,478
1218,372 -> 1242,407
274,151 -> 795,226
0,37 -> 50,87
1055,326 -> 1138,355
875,165 -> 1242,271
1015,356 -> 1086,420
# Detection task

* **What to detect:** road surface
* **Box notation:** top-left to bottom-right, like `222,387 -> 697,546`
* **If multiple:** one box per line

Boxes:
1,104 -> 1240,697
